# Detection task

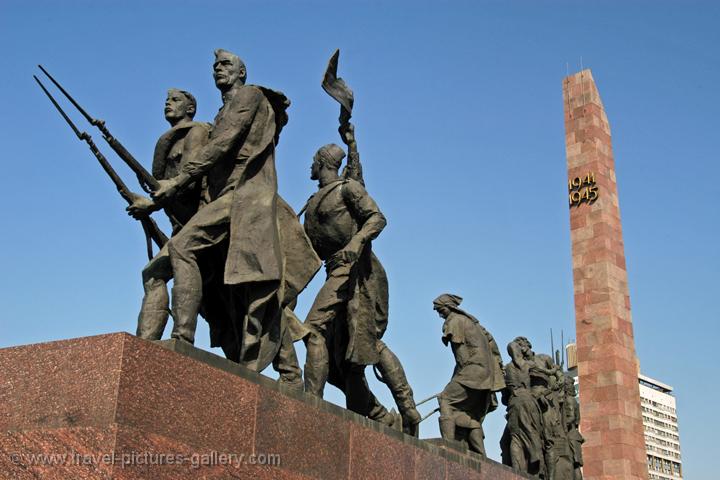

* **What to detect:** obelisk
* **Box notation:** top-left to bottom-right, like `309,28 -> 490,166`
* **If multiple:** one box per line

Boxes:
563,69 -> 647,480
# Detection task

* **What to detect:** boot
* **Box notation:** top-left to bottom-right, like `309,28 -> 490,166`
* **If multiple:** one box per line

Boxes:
136,277 -> 170,340
137,309 -> 169,340
376,341 -> 421,436
439,416 -> 456,441
369,404 -> 402,431
467,427 -> 487,457
274,324 -> 303,391
303,331 -> 329,397
170,287 -> 200,344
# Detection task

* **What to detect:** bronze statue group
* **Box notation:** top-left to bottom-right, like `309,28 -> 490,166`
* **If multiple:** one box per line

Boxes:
36,49 -> 583,479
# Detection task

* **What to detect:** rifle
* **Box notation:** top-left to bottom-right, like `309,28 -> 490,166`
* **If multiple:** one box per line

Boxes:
34,75 -> 168,260
37,65 -> 159,194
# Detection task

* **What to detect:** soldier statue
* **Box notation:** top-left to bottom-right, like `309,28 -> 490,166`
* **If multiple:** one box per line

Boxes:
530,352 -> 574,479
300,123 -> 420,435
432,294 -> 505,456
563,375 -> 584,480
126,88 -> 209,341
500,336 -> 544,476
151,49 -> 320,378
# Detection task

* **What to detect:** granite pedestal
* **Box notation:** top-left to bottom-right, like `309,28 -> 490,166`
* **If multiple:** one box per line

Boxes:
1,333 -> 526,479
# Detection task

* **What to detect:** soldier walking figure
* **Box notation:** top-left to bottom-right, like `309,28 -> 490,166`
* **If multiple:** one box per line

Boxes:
432,294 -> 505,457
301,126 -> 420,435
152,49 -> 319,376
127,89 -> 209,341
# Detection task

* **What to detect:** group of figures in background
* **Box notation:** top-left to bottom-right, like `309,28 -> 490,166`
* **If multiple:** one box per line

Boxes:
430,296 -> 584,479
36,48 -> 582,479
500,337 -> 584,479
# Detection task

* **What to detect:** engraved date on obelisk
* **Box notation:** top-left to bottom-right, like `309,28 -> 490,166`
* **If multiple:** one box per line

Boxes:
568,172 -> 599,207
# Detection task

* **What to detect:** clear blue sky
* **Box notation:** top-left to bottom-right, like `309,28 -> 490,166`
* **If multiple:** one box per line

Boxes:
1,1 -> 717,477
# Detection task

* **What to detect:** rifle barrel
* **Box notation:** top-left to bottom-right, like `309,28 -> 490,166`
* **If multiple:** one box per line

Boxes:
35,76 -> 127,193
33,76 -> 84,140
415,393 -> 440,407
38,65 -> 95,126
35,73 -> 168,258
38,65 -> 157,192
420,407 -> 440,423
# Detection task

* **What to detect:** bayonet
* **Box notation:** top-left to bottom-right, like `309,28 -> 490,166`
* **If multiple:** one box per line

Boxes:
34,75 -> 168,259
38,65 -> 158,194
420,407 -> 440,423
415,392 -> 440,407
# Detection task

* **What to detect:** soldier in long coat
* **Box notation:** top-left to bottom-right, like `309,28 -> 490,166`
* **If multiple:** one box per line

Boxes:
152,49 -> 320,373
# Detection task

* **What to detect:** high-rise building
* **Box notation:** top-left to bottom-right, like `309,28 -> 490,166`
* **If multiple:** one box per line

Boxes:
640,375 -> 682,480
566,344 -> 683,480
